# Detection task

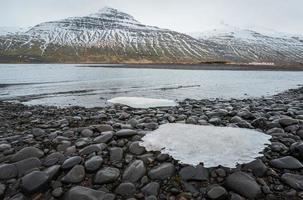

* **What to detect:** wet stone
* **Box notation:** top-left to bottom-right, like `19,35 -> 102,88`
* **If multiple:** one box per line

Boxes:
65,186 -> 115,200
115,182 -> 136,198
270,156 -> 303,169
110,147 -> 123,162
141,182 -> 160,197
226,172 -> 261,199
115,129 -> 138,137
129,141 -> 146,155
84,156 -> 103,172
21,171 -> 49,194
94,167 -> 120,184
179,165 -> 209,181
148,163 -> 175,180
61,156 -> 82,170
11,147 -> 44,162
207,186 -> 227,200
62,165 -> 85,184
0,164 -> 18,180
122,160 -> 146,183
94,131 -> 113,143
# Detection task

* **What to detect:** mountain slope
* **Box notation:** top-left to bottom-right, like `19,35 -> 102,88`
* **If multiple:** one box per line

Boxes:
190,27 -> 303,65
0,7 -> 218,63
0,8 -> 302,64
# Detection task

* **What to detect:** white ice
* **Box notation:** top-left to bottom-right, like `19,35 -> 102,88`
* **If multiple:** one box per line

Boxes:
140,123 -> 271,168
108,97 -> 178,108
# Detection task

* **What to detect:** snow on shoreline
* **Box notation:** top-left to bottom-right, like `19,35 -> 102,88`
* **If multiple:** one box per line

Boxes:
140,123 -> 271,168
108,97 -> 178,108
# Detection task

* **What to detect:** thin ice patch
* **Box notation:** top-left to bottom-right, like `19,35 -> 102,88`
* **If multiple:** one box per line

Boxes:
108,97 -> 178,108
140,123 -> 271,168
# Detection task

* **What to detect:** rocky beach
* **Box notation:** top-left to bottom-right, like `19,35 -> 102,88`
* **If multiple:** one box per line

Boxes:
0,87 -> 303,200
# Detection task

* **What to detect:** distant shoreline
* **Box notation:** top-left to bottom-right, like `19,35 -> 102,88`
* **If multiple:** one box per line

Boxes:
78,63 -> 303,71
1,62 -> 303,71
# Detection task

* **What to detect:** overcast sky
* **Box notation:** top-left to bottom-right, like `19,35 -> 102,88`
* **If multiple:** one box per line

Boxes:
0,0 -> 302,34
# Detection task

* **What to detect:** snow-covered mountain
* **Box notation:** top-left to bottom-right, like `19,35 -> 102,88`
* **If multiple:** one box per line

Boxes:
189,26 -> 303,64
0,7 -> 217,63
0,7 -> 302,64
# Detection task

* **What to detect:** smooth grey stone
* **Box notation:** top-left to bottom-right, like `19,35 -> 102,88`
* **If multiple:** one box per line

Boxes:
179,165 -> 209,181
110,147 -> 123,162
230,192 -> 245,200
21,171 -> 49,194
226,172 -> 261,199
290,142 -> 303,159
81,129 -> 94,137
94,131 -> 113,143
115,182 -> 136,198
44,152 -> 65,167
65,186 -> 115,200
207,186 -> 227,200
237,110 -> 254,119
94,167 -> 120,184
15,157 -> 41,177
79,144 -> 102,156
141,182 -> 160,196
11,147 -> 44,162
0,164 -> 18,180
85,156 -> 103,172
62,165 -> 85,183
115,129 -> 137,137
0,143 -> 11,152
52,187 -> 63,197
270,156 -> 303,169
44,165 -> 61,180
279,118 -> 298,127
32,128 -> 46,137
251,117 -> 268,130
281,173 -> 303,190
129,141 -> 145,155
209,118 -> 221,125
148,163 -> 175,180
243,159 -> 267,177
94,125 -> 113,133
61,156 -> 82,170
144,122 -> 158,130
267,127 -> 284,134
122,160 -> 146,183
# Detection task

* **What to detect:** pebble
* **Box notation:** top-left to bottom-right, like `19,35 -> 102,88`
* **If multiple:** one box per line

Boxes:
122,160 -> 146,183
11,147 -> 44,162
21,171 -> 49,194
270,156 -> 303,169
62,165 -> 85,183
115,182 -> 136,198
84,156 -> 103,172
94,167 -> 120,184
148,163 -> 175,180
226,171 -> 261,199
61,156 -> 82,170
65,186 -> 115,200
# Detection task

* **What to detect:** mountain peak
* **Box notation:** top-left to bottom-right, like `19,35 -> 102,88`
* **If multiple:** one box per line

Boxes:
89,7 -> 138,23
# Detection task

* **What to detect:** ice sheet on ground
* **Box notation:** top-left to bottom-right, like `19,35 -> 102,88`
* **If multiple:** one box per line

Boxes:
108,97 -> 178,108
140,123 -> 271,168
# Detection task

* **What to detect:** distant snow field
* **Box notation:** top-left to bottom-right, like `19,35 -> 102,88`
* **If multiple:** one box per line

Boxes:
108,97 -> 178,108
140,123 -> 271,168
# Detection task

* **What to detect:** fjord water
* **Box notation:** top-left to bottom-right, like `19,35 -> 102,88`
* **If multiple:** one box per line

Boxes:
0,64 -> 302,107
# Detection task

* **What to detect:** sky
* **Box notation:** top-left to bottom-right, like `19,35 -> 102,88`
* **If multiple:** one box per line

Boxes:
0,0 -> 302,34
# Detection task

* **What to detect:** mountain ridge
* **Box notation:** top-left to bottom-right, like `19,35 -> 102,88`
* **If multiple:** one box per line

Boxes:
0,7 -> 302,65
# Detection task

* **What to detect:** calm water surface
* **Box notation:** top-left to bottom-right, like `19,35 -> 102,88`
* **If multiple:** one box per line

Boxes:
0,64 -> 302,107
